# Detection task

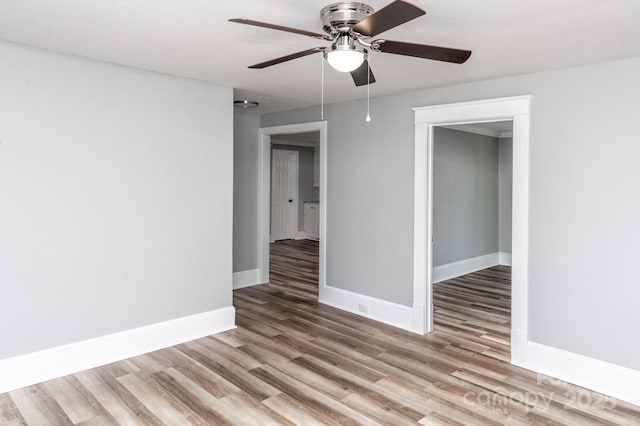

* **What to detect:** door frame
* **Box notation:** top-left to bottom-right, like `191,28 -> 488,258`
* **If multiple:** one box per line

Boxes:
258,121 -> 327,287
412,95 -> 531,364
270,149 -> 299,242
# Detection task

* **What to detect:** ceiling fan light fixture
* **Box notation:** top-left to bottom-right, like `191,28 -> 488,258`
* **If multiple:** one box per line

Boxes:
325,35 -> 366,72
231,0 -> 471,88
326,49 -> 365,72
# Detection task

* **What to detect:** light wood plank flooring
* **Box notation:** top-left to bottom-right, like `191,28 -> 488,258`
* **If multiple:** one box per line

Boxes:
2,239 -> 640,425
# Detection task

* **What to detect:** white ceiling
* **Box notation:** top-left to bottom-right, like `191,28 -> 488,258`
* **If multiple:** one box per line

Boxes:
1,0 -> 639,113
473,121 -> 512,133
272,131 -> 320,147
444,120 -> 513,138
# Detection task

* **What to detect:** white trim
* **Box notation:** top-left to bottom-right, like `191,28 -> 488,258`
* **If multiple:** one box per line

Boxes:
233,269 -> 260,289
412,123 -> 431,334
510,109 -> 530,336
413,95 -> 532,114
412,95 -> 532,347
0,306 -> 236,394
432,253 -> 501,283
259,121 -> 327,287
512,331 -> 640,407
431,252 -> 513,283
294,231 -> 307,240
498,251 -> 512,266
319,286 -> 418,333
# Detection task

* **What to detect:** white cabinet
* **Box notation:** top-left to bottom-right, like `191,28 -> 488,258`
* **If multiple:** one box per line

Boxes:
313,146 -> 319,188
304,202 -> 319,240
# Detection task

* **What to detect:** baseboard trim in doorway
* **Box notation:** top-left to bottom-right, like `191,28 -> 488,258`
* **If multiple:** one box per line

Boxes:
511,330 -> 640,406
432,252 -> 499,283
294,231 -> 307,240
320,285 -> 418,333
498,251 -> 512,266
0,306 -> 236,394
233,268 -> 260,289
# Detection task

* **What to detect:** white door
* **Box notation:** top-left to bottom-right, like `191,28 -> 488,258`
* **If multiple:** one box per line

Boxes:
271,149 -> 299,241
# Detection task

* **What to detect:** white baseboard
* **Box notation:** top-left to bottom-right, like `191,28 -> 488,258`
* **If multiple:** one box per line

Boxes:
499,251 -> 512,266
432,252 -> 513,283
233,268 -> 260,289
270,232 -> 307,242
0,306 -> 236,394
511,330 -> 640,406
432,252 -> 500,283
319,285 -> 418,333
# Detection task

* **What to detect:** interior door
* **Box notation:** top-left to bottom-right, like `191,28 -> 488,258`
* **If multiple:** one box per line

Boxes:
271,149 -> 299,241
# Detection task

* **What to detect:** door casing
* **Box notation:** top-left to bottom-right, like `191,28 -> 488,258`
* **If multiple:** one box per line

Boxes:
258,121 -> 327,288
412,95 -> 531,368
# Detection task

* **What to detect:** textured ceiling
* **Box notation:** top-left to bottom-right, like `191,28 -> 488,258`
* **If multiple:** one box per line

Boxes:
1,0 -> 639,112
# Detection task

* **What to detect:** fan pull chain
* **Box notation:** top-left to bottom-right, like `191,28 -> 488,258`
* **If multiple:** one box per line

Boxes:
366,55 -> 371,122
321,54 -> 325,120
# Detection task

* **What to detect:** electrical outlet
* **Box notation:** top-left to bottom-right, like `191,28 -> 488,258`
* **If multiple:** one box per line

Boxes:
358,303 -> 369,314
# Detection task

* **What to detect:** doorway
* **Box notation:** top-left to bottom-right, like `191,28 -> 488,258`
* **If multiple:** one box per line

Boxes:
431,121 -> 514,356
412,95 -> 531,365
258,121 -> 328,297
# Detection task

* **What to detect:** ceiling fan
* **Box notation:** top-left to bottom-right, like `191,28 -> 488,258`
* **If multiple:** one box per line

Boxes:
229,1 -> 471,87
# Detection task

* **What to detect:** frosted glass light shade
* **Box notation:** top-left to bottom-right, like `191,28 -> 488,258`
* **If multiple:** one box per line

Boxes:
326,49 -> 364,72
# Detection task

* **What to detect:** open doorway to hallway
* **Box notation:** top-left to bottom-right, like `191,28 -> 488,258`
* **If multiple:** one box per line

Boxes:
431,121 -> 513,360
269,132 -> 320,243
258,121 -> 327,293
266,130 -> 321,299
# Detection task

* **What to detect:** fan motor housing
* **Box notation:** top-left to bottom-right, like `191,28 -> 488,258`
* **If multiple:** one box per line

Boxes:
321,2 -> 374,35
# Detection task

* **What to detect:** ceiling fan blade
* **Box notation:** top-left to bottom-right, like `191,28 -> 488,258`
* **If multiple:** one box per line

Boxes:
350,60 -> 376,86
351,0 -> 425,38
248,47 -> 324,69
375,40 -> 471,63
229,18 -> 331,41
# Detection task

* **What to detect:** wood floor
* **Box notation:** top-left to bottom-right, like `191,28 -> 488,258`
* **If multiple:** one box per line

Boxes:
2,240 -> 640,425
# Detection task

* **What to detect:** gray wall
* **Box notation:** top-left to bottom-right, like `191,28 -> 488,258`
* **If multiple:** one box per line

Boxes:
0,41 -> 233,359
233,109 -> 260,272
271,143 -> 319,233
266,101 -> 416,310
499,137 -> 513,253
260,55 -> 640,371
432,128 -> 499,266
